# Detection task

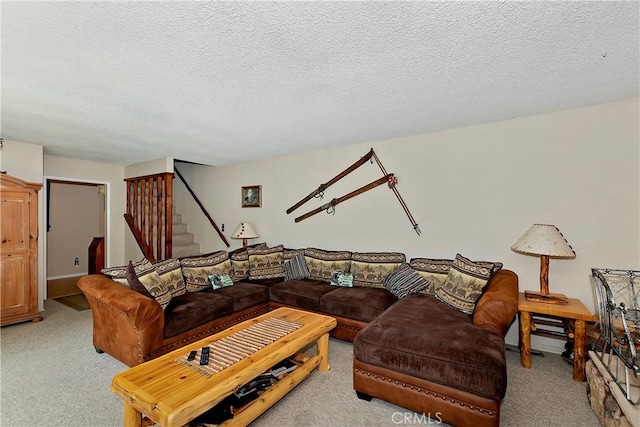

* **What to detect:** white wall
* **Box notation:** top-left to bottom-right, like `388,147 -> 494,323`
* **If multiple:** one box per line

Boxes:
173,98 -> 639,353
43,156 -> 127,289
124,157 -> 173,179
0,139 -> 44,183
46,182 -> 101,278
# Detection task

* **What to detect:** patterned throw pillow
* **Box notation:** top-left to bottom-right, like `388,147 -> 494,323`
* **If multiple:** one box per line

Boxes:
435,254 -> 497,315
209,274 -> 234,290
248,245 -> 285,280
409,258 -> 452,293
284,252 -> 310,281
230,243 -> 269,281
127,260 -> 172,310
230,251 -> 250,281
180,251 -> 233,292
350,252 -> 406,288
101,264 -> 130,285
304,248 -> 352,283
331,272 -> 354,287
152,258 -> 187,298
383,263 -> 431,299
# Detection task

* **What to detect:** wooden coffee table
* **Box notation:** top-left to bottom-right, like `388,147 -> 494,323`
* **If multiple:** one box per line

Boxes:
111,307 -> 337,426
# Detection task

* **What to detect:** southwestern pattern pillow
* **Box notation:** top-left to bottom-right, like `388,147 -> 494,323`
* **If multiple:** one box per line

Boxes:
284,252 -> 310,281
248,245 -> 285,280
304,248 -> 352,283
350,252 -> 406,288
152,258 -> 186,298
128,260 -> 172,310
230,251 -> 250,281
230,243 -> 269,281
101,264 -> 130,285
435,253 -> 496,315
181,251 -> 233,292
409,258 -> 452,293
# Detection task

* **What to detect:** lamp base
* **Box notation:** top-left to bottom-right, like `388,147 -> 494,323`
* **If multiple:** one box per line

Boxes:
524,290 -> 569,305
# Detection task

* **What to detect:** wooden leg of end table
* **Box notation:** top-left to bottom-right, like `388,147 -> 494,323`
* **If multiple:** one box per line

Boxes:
317,333 -> 330,371
123,402 -> 143,427
573,319 -> 586,382
519,311 -> 532,369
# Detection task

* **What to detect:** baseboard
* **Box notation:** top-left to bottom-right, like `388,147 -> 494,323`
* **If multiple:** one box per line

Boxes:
47,273 -> 88,280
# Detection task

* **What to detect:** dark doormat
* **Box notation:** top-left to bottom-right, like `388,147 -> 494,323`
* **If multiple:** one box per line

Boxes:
53,294 -> 90,311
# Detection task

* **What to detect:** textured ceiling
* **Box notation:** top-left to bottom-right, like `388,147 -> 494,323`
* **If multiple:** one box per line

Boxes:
1,2 -> 638,166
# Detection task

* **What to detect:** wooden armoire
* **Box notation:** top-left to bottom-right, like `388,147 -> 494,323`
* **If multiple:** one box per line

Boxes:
1,173 -> 43,326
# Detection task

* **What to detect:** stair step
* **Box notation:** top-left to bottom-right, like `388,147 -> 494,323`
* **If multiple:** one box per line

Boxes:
173,223 -> 188,234
173,232 -> 195,246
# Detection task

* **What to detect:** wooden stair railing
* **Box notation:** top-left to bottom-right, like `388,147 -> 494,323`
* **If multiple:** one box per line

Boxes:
174,167 -> 229,247
124,173 -> 173,263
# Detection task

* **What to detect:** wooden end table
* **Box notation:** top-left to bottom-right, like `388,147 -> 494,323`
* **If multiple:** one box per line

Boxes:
518,293 -> 594,382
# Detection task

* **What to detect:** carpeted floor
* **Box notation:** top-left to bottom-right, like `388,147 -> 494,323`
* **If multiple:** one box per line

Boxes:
0,300 -> 601,427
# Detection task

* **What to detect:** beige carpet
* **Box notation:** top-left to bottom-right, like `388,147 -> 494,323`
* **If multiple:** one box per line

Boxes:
0,300 -> 601,427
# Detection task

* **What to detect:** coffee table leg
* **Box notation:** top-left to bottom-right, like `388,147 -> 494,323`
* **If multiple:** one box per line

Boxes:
123,402 -> 143,427
317,332 -> 330,371
519,311 -> 532,368
573,319 -> 586,381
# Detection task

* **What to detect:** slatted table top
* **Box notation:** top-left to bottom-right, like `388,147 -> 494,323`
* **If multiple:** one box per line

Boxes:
111,307 -> 336,426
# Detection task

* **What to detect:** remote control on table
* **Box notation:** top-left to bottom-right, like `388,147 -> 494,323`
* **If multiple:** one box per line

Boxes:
187,350 -> 197,361
200,347 -> 210,365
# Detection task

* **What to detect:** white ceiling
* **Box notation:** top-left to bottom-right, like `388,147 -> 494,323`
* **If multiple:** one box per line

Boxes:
2,2 -> 638,166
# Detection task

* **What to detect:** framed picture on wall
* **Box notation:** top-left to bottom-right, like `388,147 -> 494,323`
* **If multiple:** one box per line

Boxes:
241,185 -> 261,208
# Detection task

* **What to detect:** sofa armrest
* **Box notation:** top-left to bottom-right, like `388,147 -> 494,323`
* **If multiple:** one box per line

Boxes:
473,269 -> 519,337
77,274 -> 165,367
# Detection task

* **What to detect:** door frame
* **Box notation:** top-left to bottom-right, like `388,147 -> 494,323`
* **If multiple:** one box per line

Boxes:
42,175 -> 110,302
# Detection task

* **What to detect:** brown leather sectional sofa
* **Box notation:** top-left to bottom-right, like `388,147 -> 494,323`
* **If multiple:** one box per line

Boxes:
77,247 -> 518,427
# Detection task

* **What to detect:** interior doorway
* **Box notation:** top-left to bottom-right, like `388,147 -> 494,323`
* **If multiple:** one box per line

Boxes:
44,179 -> 107,299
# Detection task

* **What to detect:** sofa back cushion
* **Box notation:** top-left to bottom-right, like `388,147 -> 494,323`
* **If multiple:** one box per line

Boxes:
304,248 -> 352,283
409,258 -> 452,293
229,242 -> 268,280
181,251 -> 233,292
350,252 -> 406,288
248,245 -> 285,280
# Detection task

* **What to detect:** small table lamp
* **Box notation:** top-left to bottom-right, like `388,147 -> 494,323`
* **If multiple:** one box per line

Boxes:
231,222 -> 259,248
511,224 -> 576,304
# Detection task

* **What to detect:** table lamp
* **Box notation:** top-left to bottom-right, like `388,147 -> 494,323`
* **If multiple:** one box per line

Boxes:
511,224 -> 576,304
231,222 -> 259,248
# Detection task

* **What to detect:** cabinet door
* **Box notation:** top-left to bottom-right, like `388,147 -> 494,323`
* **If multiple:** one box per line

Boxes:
1,192 -> 31,318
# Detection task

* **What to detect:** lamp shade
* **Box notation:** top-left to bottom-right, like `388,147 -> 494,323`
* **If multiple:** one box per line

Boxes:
231,222 -> 259,240
511,224 -> 576,258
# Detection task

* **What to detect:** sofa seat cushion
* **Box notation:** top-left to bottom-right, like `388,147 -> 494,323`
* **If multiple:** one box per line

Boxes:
319,287 -> 397,323
212,282 -> 269,312
163,291 -> 234,338
269,279 -> 335,311
353,294 -> 508,401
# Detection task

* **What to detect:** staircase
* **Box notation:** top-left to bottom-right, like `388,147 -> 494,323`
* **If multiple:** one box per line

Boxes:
125,169 -> 227,262
171,208 -> 200,258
